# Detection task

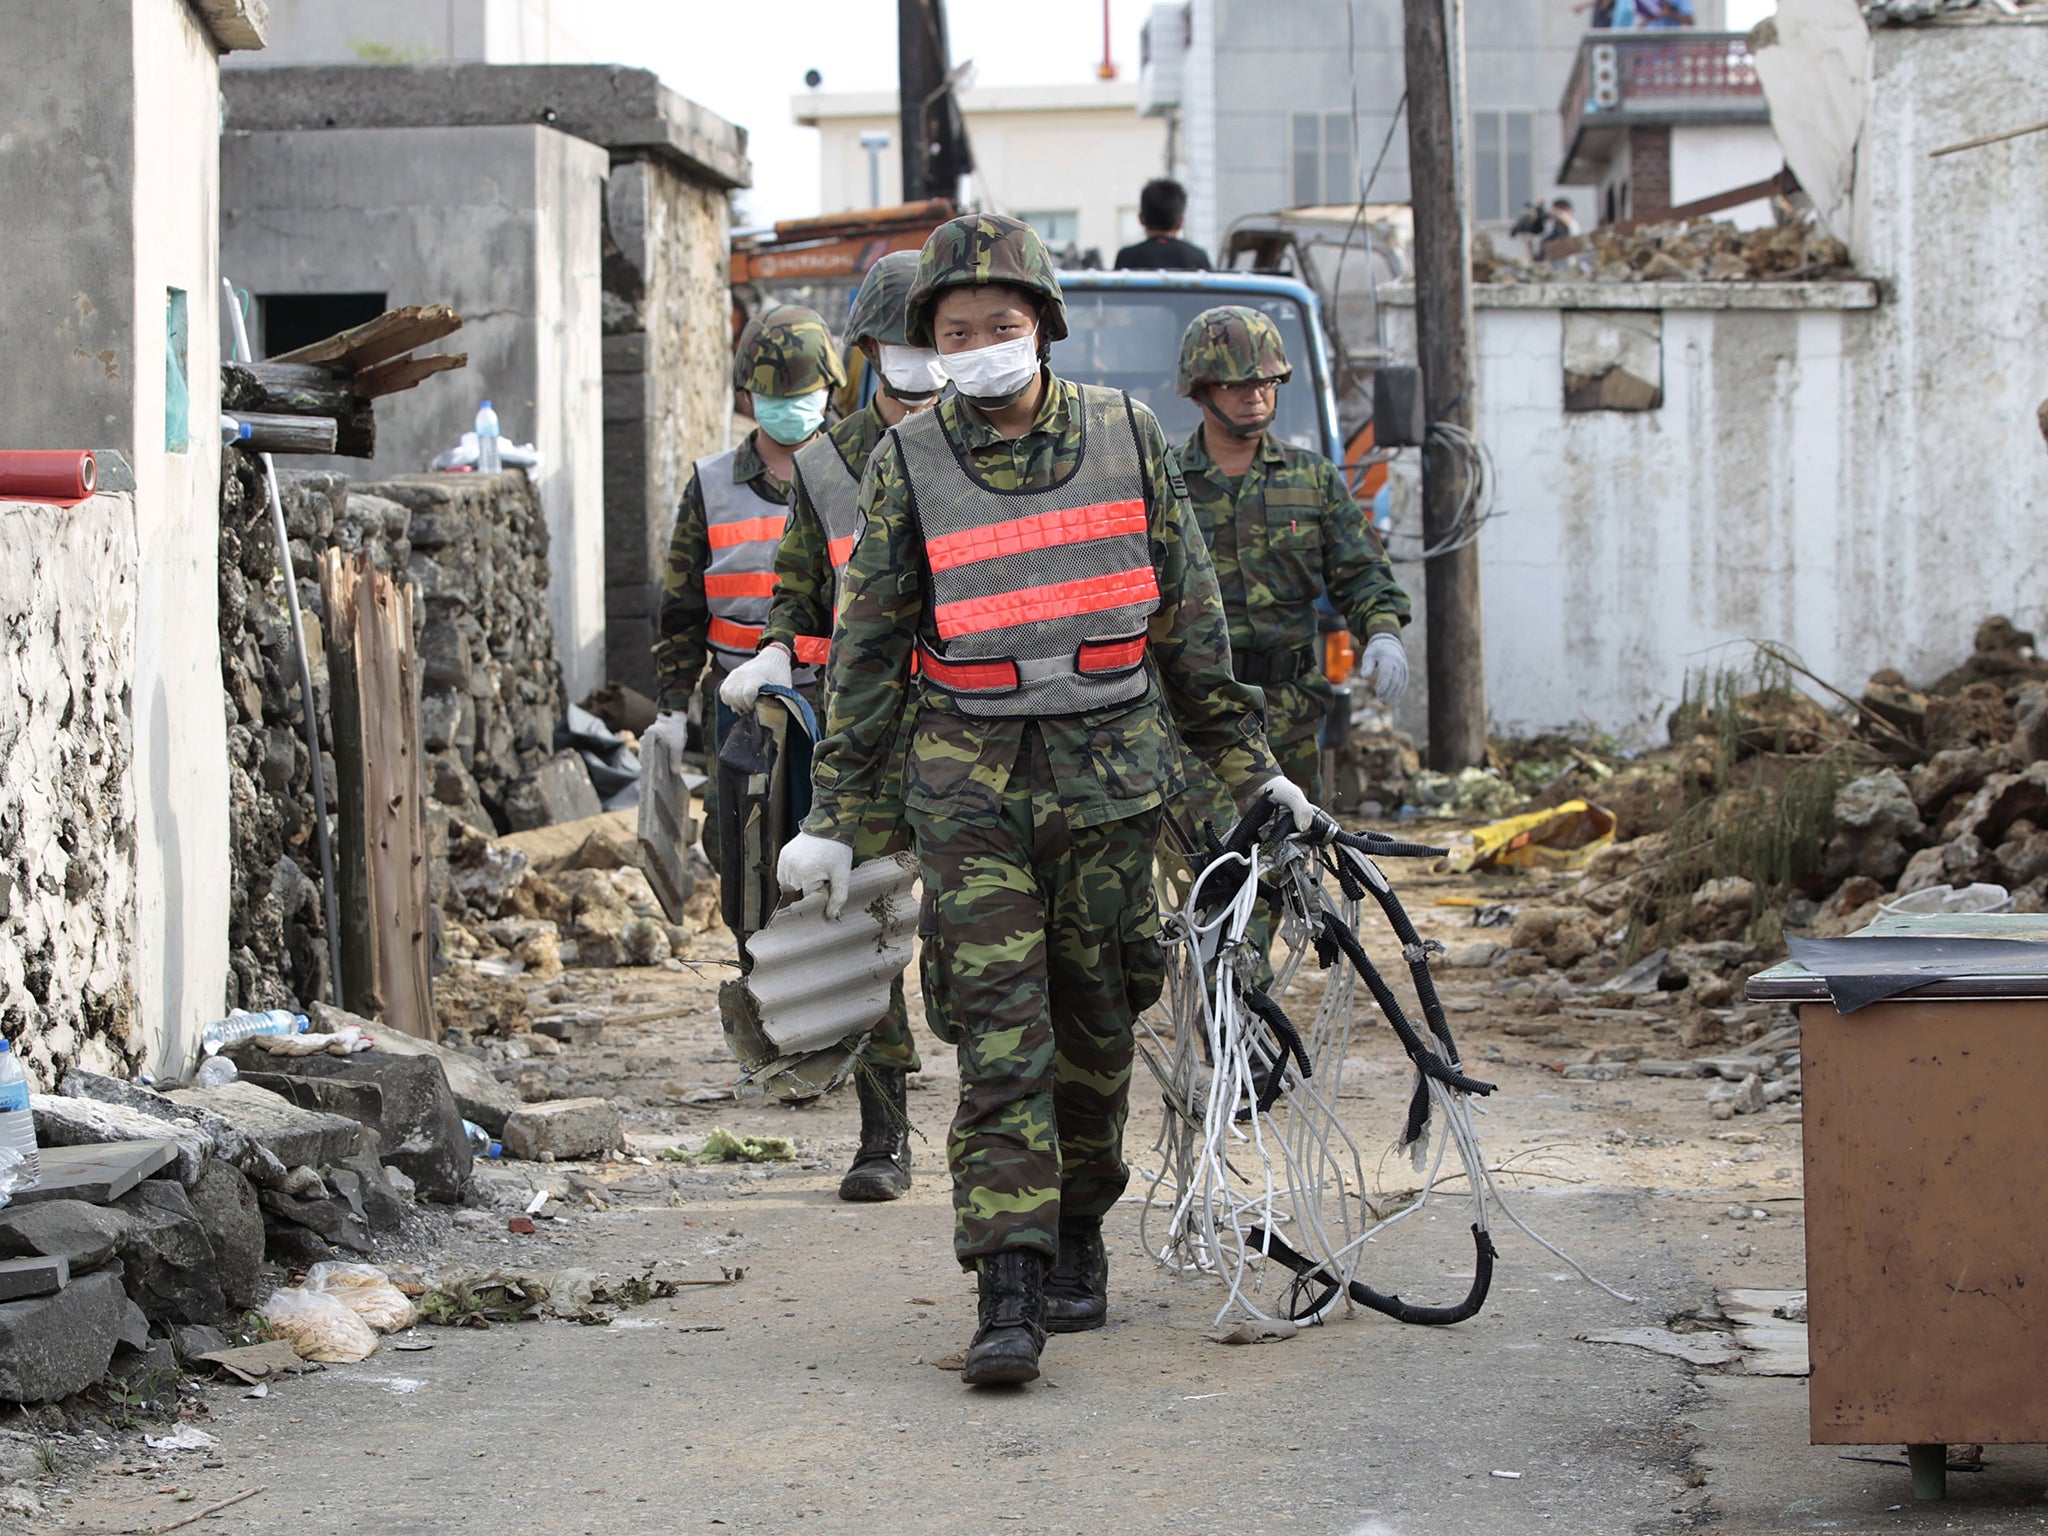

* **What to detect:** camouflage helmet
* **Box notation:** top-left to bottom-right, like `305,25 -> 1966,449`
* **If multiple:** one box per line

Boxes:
905,214 -> 1069,348
844,250 -> 923,349
1175,305 -> 1293,396
733,303 -> 845,397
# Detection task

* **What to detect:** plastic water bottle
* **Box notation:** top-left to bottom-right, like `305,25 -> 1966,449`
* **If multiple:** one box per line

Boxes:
462,1120 -> 503,1160
199,1009 -> 308,1050
475,401 -> 502,474
0,1041 -> 41,1189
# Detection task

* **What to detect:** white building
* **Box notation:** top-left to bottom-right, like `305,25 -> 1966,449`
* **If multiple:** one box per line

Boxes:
795,83 -> 1169,264
222,0 -> 594,66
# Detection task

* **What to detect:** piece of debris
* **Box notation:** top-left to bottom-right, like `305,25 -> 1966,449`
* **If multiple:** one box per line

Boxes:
667,1129 -> 797,1164
1717,1287 -> 1811,1376
259,1285 -> 379,1363
194,1340 -> 317,1385
1208,1318 -> 1299,1345
143,1426 -> 218,1453
1578,1327 -> 1744,1367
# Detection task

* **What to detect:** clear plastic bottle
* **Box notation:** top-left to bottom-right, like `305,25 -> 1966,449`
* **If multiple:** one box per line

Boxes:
199,1009 -> 308,1051
475,400 -> 502,474
462,1120 -> 503,1160
0,1041 -> 42,1188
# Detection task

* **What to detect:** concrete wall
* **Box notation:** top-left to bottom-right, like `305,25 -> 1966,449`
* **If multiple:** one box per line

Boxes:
224,0 -> 594,66
0,494 -> 141,1090
602,161 -> 733,695
221,122 -> 609,701
1670,123 -> 1783,228
0,0 -> 234,1077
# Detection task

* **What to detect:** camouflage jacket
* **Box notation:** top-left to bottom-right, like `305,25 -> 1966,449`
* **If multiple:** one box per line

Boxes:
759,400 -> 890,658
1176,426 -> 1411,743
653,431 -> 789,711
804,373 -> 1282,840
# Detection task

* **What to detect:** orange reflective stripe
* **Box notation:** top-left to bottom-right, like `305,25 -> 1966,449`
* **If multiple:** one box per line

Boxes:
918,647 -> 1020,693
1079,635 -> 1147,673
828,534 -> 856,569
934,568 -> 1161,640
706,514 -> 788,549
704,572 -> 779,599
924,500 -> 1148,573
707,616 -> 764,651
791,634 -> 830,666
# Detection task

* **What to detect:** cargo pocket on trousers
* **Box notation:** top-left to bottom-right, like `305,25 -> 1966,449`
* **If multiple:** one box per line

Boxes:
917,886 -> 964,1046
1123,913 -> 1167,1019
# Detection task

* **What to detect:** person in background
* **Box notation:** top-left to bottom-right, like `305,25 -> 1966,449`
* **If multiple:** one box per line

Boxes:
1113,179 -> 1211,271
1549,197 -> 1582,237
776,215 -> 1310,1387
717,253 -> 940,1204
646,305 -> 843,902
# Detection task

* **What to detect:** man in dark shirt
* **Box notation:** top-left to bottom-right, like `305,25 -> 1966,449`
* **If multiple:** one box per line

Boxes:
1113,178 -> 1211,271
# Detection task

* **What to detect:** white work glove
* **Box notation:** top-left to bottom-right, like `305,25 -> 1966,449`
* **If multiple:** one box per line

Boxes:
777,832 -> 854,919
1258,775 -> 1317,833
1360,632 -> 1409,706
642,710 -> 691,777
719,643 -> 794,713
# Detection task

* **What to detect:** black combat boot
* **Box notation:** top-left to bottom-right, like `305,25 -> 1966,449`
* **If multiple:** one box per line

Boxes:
1044,1215 -> 1109,1333
838,1066 -> 911,1202
961,1251 -> 1048,1386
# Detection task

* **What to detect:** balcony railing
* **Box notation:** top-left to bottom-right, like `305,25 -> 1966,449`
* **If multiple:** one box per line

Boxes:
1560,32 -> 1765,157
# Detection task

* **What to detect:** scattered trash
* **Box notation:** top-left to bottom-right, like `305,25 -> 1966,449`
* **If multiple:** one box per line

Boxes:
194,1054 -> 240,1087
259,1285 -> 379,1363
143,1426 -> 219,1453
1439,800 -> 1617,875
1490,1470 -> 1523,1480
665,1128 -> 797,1164
195,1340 -> 318,1385
1879,882 -> 2012,916
1207,1318 -> 1299,1345
304,1262 -> 420,1334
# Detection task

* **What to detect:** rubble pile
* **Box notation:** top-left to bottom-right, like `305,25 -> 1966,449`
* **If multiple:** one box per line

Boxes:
1474,220 -> 1852,286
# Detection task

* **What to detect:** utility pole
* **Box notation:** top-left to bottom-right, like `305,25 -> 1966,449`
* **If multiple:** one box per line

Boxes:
898,0 -> 934,201
1401,0 -> 1487,770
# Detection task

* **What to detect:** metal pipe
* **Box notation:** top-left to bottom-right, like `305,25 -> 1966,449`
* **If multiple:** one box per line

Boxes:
223,280 -> 345,1010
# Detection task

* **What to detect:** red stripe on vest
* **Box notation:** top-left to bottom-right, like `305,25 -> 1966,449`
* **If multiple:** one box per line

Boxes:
924,500 -> 1148,573
917,648 -> 1020,693
1078,634 -> 1147,673
828,534 -> 856,570
933,568 -> 1161,640
705,571 -> 779,599
707,616 -> 763,652
791,634 -> 830,666
706,514 -> 788,549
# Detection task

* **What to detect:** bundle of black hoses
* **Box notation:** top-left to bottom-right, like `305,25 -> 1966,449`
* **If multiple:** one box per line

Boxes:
1192,797 -> 1498,1326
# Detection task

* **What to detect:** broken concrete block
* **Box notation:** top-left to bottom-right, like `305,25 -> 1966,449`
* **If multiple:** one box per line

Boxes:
0,1269 -> 141,1403
164,1082 -> 363,1169
500,1097 -> 623,1162
503,752 -> 603,832
234,1047 -> 470,1204
58,1072 -> 290,1190
329,1152 -> 408,1233
259,1187 -> 371,1255
448,838 -> 532,916
0,1199 -> 134,1272
1706,1073 -> 1767,1120
113,1181 -> 224,1326
0,1256 -> 68,1302
31,1095 -> 209,1186
325,1008 -> 523,1137
237,1071 -> 387,1127
185,1161 -> 265,1311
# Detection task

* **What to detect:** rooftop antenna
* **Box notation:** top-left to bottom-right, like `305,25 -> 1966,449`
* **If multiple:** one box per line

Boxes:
1097,0 -> 1118,79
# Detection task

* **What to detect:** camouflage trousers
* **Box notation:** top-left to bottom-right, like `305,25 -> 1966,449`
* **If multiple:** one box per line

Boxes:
908,735 -> 1165,1268
1177,712 -> 1325,992
698,666 -> 918,1072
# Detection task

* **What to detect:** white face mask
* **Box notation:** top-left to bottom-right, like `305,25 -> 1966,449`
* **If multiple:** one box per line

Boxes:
877,344 -> 948,400
938,331 -> 1040,405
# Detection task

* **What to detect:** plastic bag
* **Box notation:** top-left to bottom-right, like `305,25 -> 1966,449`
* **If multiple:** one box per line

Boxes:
259,1286 -> 378,1362
304,1261 -> 420,1333
0,1145 -> 23,1210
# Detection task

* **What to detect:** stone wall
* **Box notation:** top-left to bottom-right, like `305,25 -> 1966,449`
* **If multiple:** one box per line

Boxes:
0,494 -> 141,1088
218,459 -> 563,1013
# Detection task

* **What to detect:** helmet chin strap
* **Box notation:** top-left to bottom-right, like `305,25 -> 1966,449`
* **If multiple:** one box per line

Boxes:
1199,393 -> 1274,441
880,378 -> 939,406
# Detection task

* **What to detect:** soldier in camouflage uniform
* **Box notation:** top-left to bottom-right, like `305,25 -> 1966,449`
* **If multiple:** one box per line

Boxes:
1172,305 -> 1412,981
722,253 -> 940,1203
646,304 -> 844,894
775,216 -> 1315,1387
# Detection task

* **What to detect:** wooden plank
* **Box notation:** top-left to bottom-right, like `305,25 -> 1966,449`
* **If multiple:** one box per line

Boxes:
332,398 -> 377,459
6,1140 -> 178,1207
222,361 -> 353,416
270,304 -> 463,371
351,351 -> 469,400
320,551 -> 436,1040
1717,1288 -> 1811,1377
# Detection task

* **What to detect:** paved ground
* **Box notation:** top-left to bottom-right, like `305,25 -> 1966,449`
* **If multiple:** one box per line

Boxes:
28,858 -> 2048,1535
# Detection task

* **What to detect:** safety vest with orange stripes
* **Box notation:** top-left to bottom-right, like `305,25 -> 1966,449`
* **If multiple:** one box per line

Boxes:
790,429 -> 870,612
893,385 -> 1161,719
694,448 -> 828,678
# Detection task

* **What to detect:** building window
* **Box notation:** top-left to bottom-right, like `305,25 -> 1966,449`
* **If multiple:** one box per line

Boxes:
1289,111 -> 1355,208
165,288 -> 189,453
1017,210 -> 1080,250
1472,110 -> 1536,224
258,292 -> 388,359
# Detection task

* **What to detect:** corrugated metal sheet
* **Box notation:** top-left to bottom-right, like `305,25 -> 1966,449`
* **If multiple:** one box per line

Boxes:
741,852 -> 920,1055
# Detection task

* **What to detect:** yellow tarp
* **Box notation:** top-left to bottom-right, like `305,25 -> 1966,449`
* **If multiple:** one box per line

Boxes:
1439,799 -> 1617,874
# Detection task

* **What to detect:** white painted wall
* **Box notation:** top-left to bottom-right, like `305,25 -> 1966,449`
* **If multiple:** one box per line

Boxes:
797,85 -> 1167,262
1671,123 -> 1784,229
131,0 -> 232,1075
224,0 -> 594,66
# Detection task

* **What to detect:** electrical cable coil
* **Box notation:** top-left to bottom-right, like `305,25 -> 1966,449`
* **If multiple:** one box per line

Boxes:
1137,797 -> 1632,1329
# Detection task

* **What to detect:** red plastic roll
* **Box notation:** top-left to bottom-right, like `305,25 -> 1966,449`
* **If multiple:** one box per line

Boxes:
0,451 -> 97,504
